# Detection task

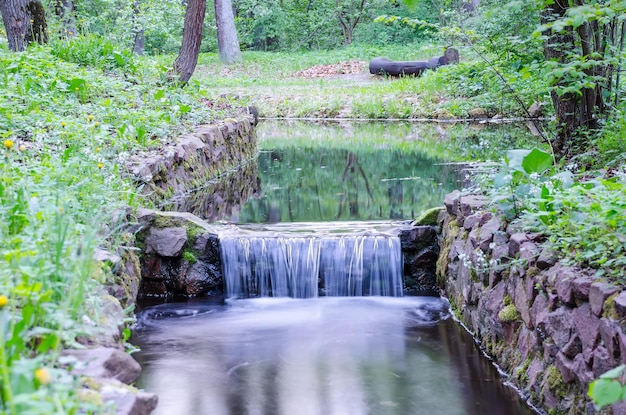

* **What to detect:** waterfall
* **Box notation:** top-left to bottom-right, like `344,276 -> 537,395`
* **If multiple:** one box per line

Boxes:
220,234 -> 403,298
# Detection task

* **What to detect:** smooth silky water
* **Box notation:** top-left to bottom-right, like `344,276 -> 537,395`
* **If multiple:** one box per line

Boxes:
133,121 -> 541,414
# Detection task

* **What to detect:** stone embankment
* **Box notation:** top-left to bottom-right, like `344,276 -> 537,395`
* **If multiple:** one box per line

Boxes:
126,108 -> 259,220
439,190 -> 626,415
86,113 -> 259,415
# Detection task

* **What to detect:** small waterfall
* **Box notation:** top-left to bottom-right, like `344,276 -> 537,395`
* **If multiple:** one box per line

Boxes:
220,234 -> 403,298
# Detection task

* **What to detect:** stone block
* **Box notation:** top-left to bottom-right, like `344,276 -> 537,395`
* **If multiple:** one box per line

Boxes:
614,291 -> 626,319
145,227 -> 188,257
63,347 -> 141,384
509,233 -> 528,258
572,275 -> 593,301
572,303 -> 600,352
589,282 -> 618,316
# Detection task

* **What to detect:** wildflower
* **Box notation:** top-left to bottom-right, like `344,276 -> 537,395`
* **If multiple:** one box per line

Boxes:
29,19 -> 34,23
0,295 -> 8,308
38,73 -> 42,77
35,368 -> 51,385
95,147 -> 101,153
68,31 -> 73,36
97,163 -> 103,169
19,144 -> 26,151
58,206 -> 64,214
61,121 -> 67,127
3,139 -> 13,149
94,122 -> 99,127
88,114 -> 94,122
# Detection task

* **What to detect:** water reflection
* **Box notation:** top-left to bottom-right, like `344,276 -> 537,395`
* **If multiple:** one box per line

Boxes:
133,297 -> 534,415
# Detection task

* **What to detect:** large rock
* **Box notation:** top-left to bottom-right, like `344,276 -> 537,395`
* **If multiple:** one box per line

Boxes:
589,282 -> 618,316
145,227 -> 187,257
63,347 -> 141,384
99,380 -> 159,415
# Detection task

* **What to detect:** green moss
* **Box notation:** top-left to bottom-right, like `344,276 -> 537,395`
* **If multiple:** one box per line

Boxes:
413,207 -> 444,226
504,294 -> 513,306
436,219 -> 459,284
498,303 -> 520,322
183,250 -> 198,264
602,292 -> 620,319
526,266 -> 540,278
544,364 -> 568,400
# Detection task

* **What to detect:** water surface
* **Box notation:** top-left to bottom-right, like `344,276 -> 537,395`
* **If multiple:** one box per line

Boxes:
133,297 -> 534,415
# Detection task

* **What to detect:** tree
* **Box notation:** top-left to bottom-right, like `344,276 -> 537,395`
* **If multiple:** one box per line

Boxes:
171,0 -> 207,84
336,0 -> 367,45
0,0 -> 48,52
132,0 -> 145,55
215,0 -> 241,63
538,0 -> 626,158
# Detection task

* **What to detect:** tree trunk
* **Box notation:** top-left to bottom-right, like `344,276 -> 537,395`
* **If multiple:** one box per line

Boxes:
132,0 -> 144,55
542,1 -> 578,159
215,0 -> 241,64
172,0 -> 207,84
54,0 -> 76,37
0,0 -> 47,52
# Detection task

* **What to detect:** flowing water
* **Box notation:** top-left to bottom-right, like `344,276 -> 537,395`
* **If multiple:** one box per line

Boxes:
133,121 -> 541,414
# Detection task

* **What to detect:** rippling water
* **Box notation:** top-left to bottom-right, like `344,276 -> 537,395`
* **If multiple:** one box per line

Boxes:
133,297 -> 534,415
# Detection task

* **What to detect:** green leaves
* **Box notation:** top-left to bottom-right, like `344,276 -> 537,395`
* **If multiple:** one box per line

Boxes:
589,365 -> 626,409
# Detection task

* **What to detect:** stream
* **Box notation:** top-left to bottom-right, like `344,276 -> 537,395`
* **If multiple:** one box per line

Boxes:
132,120 -> 541,415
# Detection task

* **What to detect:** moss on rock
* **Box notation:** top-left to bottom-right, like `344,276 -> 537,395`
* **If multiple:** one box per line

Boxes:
498,303 -> 520,322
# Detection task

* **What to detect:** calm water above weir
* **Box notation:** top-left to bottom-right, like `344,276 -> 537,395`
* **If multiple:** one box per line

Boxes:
134,121 -> 541,414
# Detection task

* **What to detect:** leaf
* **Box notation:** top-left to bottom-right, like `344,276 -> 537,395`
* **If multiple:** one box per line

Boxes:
522,148 -> 553,174
154,89 -> 166,100
600,364 -> 626,380
506,149 -> 531,173
589,378 -> 623,409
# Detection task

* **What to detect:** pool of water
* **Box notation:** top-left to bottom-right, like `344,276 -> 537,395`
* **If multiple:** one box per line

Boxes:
133,120 -> 544,414
132,297 -> 535,415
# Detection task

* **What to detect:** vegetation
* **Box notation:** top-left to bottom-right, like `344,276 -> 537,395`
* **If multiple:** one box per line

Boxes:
0,0 -> 624,412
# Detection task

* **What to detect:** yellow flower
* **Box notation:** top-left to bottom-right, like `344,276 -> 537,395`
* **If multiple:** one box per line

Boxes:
94,122 -> 99,127
29,19 -> 34,23
58,206 -> 64,214
97,163 -> 103,169
95,147 -> 101,153
35,368 -> 51,385
3,139 -> 13,149
37,73 -> 42,77
61,121 -> 67,127
88,114 -> 94,122
0,295 -> 8,308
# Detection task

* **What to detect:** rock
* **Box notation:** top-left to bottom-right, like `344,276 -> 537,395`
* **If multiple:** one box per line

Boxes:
537,246 -> 558,270
552,265 -> 576,305
599,318 -> 619,358
509,233 -> 528,258
519,241 -> 539,265
100,380 -> 158,415
545,307 -> 574,348
463,213 -> 481,230
444,190 -> 462,216
400,226 -> 438,253
571,303 -> 599,351
572,276 -> 593,301
145,227 -> 187,257
589,282 -> 618,316
183,261 -> 222,296
478,216 -> 501,252
412,206 -> 445,226
63,347 -> 141,384
613,291 -> 626,319
458,195 -> 490,224
530,293 -> 549,330
592,346 -> 613,377
561,335 -> 582,359
555,352 -> 582,384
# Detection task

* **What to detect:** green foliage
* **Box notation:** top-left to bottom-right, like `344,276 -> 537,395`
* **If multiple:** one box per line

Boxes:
589,365 -> 626,409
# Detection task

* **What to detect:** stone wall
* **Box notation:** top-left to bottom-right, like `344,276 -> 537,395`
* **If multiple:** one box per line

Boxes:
126,108 -> 258,219
439,190 -> 626,415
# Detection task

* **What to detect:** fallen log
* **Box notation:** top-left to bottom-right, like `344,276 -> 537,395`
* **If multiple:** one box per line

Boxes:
369,47 -> 459,77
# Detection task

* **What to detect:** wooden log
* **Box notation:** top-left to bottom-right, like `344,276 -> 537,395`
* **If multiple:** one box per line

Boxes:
369,47 -> 458,77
